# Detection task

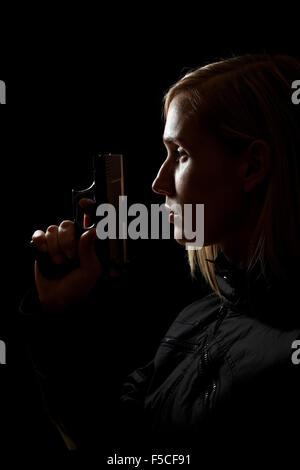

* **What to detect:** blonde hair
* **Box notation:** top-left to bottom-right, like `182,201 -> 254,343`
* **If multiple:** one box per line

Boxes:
164,54 -> 300,296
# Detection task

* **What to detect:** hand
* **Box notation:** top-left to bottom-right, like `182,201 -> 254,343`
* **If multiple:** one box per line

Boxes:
32,199 -> 102,313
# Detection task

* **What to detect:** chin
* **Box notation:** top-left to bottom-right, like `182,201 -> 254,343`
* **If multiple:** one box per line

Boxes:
174,237 -> 204,249
174,237 -> 186,246
173,222 -> 205,248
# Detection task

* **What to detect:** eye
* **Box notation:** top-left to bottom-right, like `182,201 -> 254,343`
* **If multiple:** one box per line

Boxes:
175,147 -> 188,162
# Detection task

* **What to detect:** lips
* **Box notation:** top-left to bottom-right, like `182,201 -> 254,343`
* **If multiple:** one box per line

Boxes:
165,204 -> 177,215
165,205 -> 177,224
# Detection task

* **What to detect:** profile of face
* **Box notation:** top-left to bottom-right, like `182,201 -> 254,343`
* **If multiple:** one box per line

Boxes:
152,93 -> 248,248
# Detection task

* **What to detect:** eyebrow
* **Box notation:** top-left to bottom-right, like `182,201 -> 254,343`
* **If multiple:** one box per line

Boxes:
162,135 -> 187,147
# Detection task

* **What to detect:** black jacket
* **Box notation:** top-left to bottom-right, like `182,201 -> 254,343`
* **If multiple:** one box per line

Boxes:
19,250 -> 300,465
120,252 -> 300,464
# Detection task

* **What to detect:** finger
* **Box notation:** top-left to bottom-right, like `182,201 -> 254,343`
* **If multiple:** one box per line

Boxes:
58,220 -> 76,259
45,225 -> 65,264
34,260 -> 50,288
84,213 -> 93,228
79,198 -> 96,228
78,228 -> 102,276
32,230 -> 48,252
78,198 -> 96,213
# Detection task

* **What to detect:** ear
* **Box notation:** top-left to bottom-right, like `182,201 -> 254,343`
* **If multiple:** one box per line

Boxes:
240,140 -> 271,192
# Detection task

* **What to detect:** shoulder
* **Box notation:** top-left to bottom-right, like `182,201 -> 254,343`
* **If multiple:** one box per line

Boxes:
163,292 -> 220,341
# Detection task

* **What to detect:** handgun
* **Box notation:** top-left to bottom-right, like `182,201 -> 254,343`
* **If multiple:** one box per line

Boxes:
31,153 -> 127,279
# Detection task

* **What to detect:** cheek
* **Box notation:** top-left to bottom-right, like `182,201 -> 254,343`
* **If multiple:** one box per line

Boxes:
174,162 -> 205,203
175,160 -> 244,244
203,178 -> 245,244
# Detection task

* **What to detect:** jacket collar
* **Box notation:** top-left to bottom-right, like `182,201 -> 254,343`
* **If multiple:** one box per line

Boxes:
206,250 -> 268,306
207,250 -> 300,328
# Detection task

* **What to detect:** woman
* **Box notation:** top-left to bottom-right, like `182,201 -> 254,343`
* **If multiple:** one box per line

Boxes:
26,53 -> 300,463
120,54 -> 300,463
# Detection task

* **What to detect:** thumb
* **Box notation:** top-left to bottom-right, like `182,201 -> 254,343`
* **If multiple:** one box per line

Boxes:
78,228 -> 102,276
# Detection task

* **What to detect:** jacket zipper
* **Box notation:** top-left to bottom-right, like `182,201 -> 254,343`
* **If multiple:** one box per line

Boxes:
203,304 -> 228,409
213,303 -> 227,335
203,341 -> 217,410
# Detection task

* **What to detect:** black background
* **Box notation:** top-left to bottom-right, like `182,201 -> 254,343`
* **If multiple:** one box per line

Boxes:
1,10 -> 300,461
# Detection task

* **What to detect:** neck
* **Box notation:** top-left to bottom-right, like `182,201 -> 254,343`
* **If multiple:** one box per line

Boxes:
219,198 -> 260,270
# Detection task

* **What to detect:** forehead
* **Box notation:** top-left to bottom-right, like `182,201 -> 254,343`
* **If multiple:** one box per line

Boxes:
163,94 -> 199,144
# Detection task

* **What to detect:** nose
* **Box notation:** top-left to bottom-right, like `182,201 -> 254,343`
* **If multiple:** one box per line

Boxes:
152,159 -> 174,196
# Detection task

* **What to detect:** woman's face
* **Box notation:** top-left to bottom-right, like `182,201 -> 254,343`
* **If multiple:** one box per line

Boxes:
152,93 -> 247,248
